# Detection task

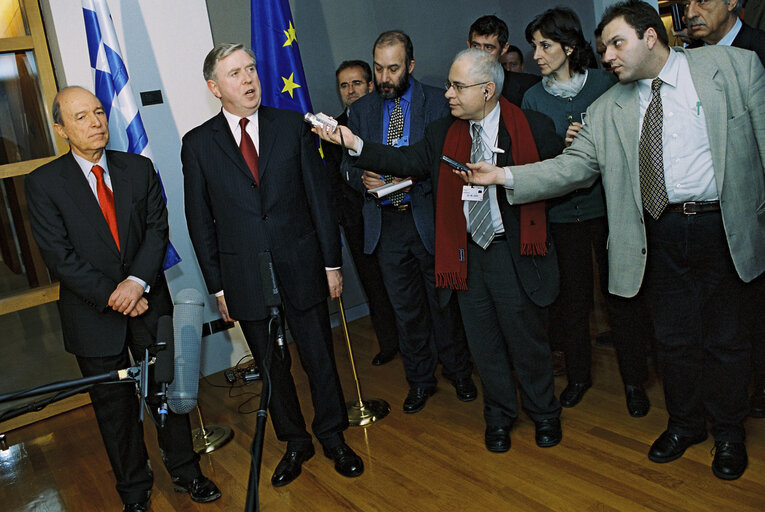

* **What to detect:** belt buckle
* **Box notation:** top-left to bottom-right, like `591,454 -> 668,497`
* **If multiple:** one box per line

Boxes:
395,203 -> 409,213
682,202 -> 697,215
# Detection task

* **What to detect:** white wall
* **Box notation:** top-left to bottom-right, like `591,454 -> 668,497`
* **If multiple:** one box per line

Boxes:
40,0 -> 251,376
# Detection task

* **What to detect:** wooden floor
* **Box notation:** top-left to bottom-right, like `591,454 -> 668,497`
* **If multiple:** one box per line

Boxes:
1,315 -> 764,511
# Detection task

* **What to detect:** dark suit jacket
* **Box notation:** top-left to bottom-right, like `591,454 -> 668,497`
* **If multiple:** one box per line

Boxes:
350,108 -> 563,308
323,110 -> 364,227
342,78 -> 450,255
182,107 -> 341,321
25,150 -> 171,357
502,70 -> 542,107
687,21 -> 765,65
732,22 -> 765,64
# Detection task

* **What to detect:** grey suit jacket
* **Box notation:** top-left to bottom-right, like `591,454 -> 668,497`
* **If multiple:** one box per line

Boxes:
342,78 -> 450,255
509,46 -> 765,297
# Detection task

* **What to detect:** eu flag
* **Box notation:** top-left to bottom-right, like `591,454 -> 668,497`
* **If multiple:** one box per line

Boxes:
251,0 -> 314,114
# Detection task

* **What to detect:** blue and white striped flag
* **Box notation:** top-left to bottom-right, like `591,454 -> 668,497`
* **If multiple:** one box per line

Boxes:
81,0 -> 181,270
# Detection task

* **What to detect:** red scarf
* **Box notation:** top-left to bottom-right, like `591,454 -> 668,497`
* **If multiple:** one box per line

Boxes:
435,97 -> 547,290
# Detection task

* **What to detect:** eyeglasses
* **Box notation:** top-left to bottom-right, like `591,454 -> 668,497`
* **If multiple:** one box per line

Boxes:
443,81 -> 488,93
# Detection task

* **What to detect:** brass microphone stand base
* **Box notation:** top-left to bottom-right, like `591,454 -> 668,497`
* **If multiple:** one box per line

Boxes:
346,398 -> 390,427
192,424 -> 234,454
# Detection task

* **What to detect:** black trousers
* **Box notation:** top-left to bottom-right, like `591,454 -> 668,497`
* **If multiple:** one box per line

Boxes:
550,218 -> 651,387
375,207 -> 472,388
645,210 -> 749,442
457,240 -> 560,427
342,219 -> 399,355
239,298 -> 348,451
747,274 -> 765,388
76,321 -> 200,505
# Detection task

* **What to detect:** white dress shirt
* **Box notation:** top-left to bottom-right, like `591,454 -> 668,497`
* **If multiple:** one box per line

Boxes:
637,49 -> 718,202
465,102 -> 505,235
71,151 -> 148,291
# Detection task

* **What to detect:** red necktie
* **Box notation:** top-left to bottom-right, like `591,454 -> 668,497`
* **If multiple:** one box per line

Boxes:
92,165 -> 120,251
239,118 -> 259,185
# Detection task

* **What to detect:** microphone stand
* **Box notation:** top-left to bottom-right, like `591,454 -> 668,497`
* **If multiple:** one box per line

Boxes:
244,307 -> 281,512
0,365 -> 144,425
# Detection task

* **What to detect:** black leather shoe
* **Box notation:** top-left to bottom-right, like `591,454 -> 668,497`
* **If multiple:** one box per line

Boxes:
403,386 -> 435,413
648,430 -> 707,463
323,443 -> 364,478
534,418 -> 562,447
172,475 -> 221,503
625,385 -> 650,418
271,445 -> 315,487
749,386 -> 765,418
123,503 -> 148,512
485,425 -> 511,453
453,377 -> 477,402
371,350 -> 397,366
712,441 -> 748,480
560,380 -> 592,408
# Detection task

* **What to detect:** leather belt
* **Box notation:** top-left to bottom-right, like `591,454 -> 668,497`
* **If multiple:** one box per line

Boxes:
381,203 -> 410,213
469,232 -> 506,247
664,201 -> 720,215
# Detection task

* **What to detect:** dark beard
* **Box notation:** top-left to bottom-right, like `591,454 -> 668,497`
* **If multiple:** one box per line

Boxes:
375,67 -> 410,100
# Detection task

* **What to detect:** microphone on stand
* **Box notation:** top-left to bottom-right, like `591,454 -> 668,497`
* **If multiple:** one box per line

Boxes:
258,251 -> 285,360
168,289 -> 204,415
153,315 -> 174,427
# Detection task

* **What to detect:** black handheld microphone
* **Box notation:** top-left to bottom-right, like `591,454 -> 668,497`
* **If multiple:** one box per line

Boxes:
258,251 -> 286,360
154,315 -> 174,427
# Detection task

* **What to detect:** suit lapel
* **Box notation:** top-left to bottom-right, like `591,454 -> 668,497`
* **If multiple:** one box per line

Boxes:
61,152 -> 120,255
108,151 -> 132,257
257,106 -> 278,183
211,111 -> 255,182
612,83 -> 643,210
684,49 -> 727,188
409,80 -> 425,139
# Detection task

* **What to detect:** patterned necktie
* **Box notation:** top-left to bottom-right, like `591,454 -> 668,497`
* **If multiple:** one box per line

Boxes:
639,78 -> 669,220
239,118 -> 260,185
384,98 -> 406,206
92,165 -> 119,251
467,124 -> 495,249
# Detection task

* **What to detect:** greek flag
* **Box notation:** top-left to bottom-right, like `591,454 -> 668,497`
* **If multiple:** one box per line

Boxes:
81,0 -> 181,270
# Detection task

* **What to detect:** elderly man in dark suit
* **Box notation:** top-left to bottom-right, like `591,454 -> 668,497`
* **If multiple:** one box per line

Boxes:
181,43 -> 363,488
342,31 -> 476,414
318,48 -> 564,453
25,86 -> 220,512
460,0 -> 765,480
323,60 -> 400,367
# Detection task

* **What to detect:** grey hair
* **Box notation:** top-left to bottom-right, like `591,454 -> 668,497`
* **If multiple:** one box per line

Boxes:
52,85 -> 94,125
453,48 -> 504,99
723,0 -> 743,16
203,43 -> 256,81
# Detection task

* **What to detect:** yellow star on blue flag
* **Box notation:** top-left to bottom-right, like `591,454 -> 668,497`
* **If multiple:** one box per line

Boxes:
252,0 -> 314,114
281,73 -> 301,98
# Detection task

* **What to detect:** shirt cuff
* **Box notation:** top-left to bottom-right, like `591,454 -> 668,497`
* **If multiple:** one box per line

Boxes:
325,267 -> 341,271
503,167 -> 515,189
214,290 -> 225,297
348,137 -> 363,157
127,275 -> 149,293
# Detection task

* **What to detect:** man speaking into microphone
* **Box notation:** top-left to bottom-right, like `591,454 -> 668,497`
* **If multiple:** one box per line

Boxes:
182,43 -> 363,488
25,87 -> 220,511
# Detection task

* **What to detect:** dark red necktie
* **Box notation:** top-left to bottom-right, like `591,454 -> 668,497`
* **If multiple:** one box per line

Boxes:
239,118 -> 259,185
92,165 -> 120,251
